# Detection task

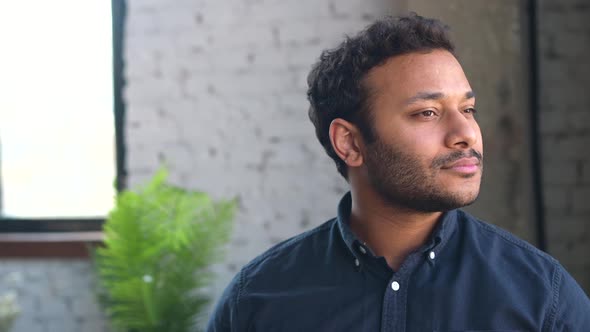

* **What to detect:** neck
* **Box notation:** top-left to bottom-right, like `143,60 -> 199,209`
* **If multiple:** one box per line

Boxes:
348,186 -> 442,270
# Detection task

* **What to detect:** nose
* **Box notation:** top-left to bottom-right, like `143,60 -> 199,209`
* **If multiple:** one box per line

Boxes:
444,110 -> 479,149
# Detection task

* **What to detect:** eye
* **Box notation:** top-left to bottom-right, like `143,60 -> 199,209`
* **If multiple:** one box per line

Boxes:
419,110 -> 437,117
464,108 -> 477,115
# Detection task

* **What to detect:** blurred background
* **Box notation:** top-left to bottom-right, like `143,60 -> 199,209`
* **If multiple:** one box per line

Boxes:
0,0 -> 588,331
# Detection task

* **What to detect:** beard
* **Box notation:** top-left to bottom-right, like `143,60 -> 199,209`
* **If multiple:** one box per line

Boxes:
364,139 -> 483,212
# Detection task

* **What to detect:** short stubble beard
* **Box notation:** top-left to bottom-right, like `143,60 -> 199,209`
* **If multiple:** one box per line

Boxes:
364,139 -> 483,213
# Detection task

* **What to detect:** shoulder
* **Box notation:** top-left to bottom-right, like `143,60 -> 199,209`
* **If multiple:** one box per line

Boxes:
457,209 -> 558,267
241,218 -> 337,277
206,218 -> 337,331
454,209 -> 561,296
550,262 -> 590,331
456,211 -> 590,330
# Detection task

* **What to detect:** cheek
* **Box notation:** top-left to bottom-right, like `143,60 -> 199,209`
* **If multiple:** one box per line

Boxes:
376,121 -> 448,164
403,130 -> 443,167
395,124 -> 440,145
406,127 -> 443,151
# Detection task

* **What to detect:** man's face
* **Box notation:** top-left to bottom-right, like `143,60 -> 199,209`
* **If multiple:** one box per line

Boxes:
361,49 -> 483,212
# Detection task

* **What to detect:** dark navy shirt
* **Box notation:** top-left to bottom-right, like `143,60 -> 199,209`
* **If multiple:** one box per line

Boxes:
207,193 -> 590,331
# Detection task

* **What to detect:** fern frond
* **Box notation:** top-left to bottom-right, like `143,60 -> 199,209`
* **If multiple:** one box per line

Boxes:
94,168 -> 235,332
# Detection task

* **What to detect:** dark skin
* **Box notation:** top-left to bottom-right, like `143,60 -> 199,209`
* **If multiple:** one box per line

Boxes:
329,50 -> 483,270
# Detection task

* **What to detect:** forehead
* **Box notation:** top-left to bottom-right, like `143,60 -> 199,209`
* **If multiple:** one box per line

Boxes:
364,49 -> 472,103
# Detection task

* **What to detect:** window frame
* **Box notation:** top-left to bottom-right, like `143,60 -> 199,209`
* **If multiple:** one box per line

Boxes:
0,0 -> 126,257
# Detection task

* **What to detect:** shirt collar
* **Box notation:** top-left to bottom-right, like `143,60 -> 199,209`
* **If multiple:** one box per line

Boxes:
336,191 -> 458,258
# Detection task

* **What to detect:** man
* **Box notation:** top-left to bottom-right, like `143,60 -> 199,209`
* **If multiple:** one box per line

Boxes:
207,14 -> 590,331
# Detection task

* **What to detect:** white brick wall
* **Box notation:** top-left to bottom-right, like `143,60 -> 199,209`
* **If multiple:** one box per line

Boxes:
0,260 -> 108,332
123,0 -> 389,320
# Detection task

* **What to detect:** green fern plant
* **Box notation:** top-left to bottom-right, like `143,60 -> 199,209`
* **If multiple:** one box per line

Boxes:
94,168 -> 235,332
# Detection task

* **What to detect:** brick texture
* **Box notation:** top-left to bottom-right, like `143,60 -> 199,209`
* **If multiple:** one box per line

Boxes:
2,1 -> 389,331
123,0 -> 389,326
3,1 -> 588,331
538,0 -> 590,293
0,260 -> 109,332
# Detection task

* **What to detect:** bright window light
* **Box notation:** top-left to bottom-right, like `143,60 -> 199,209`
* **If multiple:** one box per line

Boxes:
0,0 -> 116,218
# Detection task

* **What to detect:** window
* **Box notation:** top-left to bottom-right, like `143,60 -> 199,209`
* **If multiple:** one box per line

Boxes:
0,0 -> 125,236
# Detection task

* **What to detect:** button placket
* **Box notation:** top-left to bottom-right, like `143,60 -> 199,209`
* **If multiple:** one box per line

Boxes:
382,251 -> 424,332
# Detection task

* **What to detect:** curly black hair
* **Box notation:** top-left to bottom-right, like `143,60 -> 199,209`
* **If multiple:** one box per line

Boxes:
307,13 -> 455,179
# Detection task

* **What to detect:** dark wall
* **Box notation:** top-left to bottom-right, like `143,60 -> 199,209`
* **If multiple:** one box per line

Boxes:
538,0 -> 590,293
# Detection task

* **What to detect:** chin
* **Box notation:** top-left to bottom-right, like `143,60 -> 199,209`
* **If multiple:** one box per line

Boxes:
432,184 -> 481,210
442,176 -> 481,195
450,188 -> 480,207
457,194 -> 479,207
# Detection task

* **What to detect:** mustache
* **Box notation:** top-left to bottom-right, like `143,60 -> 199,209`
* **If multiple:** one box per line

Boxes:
432,149 -> 483,169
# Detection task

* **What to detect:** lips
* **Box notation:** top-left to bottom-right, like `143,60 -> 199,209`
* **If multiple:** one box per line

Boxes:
441,157 -> 481,173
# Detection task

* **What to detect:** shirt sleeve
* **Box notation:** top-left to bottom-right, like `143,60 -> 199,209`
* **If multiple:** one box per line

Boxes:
548,263 -> 590,331
206,271 -> 242,332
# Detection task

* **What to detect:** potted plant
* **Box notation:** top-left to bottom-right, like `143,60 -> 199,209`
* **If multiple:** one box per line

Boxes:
94,169 -> 234,332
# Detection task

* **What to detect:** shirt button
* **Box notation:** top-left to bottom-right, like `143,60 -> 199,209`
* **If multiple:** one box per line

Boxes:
354,258 -> 360,267
391,281 -> 400,291
358,245 -> 367,254
429,251 -> 436,260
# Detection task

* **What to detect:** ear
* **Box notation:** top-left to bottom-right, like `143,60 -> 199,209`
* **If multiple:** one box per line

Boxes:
329,118 -> 364,168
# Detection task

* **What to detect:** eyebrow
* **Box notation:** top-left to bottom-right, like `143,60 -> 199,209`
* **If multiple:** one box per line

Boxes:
404,90 -> 475,105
